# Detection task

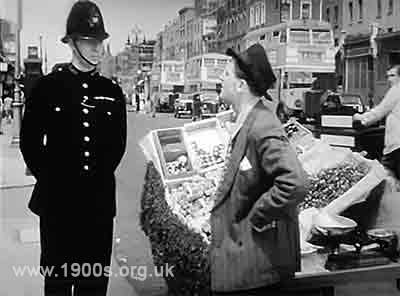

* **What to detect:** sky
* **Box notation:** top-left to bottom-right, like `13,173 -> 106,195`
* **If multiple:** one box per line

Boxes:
2,0 -> 193,71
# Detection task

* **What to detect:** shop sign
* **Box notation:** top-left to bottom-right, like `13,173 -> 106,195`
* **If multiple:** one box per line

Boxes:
205,58 -> 227,81
299,51 -> 323,63
0,63 -> 8,72
164,72 -> 183,84
345,47 -> 371,58
202,19 -> 217,36
186,60 -> 201,80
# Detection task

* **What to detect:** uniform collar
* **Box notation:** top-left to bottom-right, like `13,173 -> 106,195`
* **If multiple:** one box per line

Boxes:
68,63 -> 99,77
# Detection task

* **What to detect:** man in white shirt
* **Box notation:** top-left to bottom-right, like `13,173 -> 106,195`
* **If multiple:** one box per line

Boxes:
353,65 -> 400,179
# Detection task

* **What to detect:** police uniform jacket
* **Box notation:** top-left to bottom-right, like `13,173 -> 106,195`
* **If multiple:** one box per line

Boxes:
20,64 -> 127,220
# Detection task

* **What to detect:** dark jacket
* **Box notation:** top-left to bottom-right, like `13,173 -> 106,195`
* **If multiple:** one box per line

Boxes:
210,100 -> 308,292
20,64 -> 127,219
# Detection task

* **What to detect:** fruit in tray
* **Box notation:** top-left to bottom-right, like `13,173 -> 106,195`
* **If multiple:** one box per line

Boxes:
299,160 -> 369,212
166,154 -> 190,175
191,141 -> 226,168
284,121 -> 309,140
166,173 -> 221,233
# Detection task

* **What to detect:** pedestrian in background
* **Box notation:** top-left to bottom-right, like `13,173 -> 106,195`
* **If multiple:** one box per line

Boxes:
210,43 -> 307,295
354,65 -> 400,179
150,91 -> 159,118
20,1 -> 127,295
4,96 -> 13,124
135,91 -> 140,112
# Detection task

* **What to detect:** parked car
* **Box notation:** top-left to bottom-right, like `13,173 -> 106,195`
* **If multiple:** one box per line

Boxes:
320,92 -> 365,115
174,96 -> 193,118
200,95 -> 220,119
157,92 -> 179,113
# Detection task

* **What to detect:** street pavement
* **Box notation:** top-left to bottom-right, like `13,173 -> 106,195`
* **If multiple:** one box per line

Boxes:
0,111 -> 190,296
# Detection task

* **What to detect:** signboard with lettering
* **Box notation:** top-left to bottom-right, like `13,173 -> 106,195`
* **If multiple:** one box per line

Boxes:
161,61 -> 184,85
202,18 -> 217,36
185,59 -> 202,81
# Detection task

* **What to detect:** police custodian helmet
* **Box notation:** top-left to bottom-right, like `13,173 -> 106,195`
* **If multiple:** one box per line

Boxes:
61,0 -> 109,43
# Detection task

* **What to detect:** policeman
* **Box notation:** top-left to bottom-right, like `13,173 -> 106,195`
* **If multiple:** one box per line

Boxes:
20,1 -> 127,295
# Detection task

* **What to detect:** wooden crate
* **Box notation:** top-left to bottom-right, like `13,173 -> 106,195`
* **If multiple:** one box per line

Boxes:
183,118 -> 229,173
152,127 -> 196,181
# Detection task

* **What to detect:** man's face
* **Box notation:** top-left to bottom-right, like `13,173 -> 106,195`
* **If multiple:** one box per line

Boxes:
219,61 -> 240,106
73,38 -> 104,65
387,67 -> 400,87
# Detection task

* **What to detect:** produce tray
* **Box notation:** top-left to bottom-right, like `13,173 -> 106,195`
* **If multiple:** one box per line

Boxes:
183,118 -> 229,173
152,127 -> 196,181
216,109 -> 235,130
283,119 -> 317,155
140,162 -> 211,295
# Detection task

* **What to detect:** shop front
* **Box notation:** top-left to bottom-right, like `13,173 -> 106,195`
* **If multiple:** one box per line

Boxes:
343,35 -> 374,105
373,31 -> 400,104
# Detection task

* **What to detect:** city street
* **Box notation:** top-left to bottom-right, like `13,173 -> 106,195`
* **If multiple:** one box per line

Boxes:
0,110 -> 190,296
114,110 -> 191,296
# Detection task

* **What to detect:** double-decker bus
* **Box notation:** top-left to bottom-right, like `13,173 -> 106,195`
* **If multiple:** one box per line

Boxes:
244,19 -> 336,116
184,53 -> 230,94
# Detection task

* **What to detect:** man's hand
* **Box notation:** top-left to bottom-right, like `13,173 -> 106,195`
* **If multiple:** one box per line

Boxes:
353,113 -> 363,122
353,113 -> 366,128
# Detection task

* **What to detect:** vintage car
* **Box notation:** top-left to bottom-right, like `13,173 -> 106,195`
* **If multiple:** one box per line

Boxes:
320,92 -> 365,115
157,92 -> 179,113
174,96 -> 193,118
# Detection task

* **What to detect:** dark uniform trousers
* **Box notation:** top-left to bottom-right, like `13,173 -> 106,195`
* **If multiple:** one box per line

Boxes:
20,64 -> 127,296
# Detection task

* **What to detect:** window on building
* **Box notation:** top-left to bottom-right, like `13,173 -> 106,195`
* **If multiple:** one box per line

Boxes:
326,7 -> 330,22
255,5 -> 260,26
349,2 -> 353,22
301,0 -> 312,19
312,29 -> 332,44
377,0 -> 382,18
275,0 -> 279,10
261,2 -> 266,24
334,5 -> 338,23
290,29 -> 310,43
281,1 -> 292,22
358,0 -> 363,20
388,0 -> 393,15
250,7 -> 255,27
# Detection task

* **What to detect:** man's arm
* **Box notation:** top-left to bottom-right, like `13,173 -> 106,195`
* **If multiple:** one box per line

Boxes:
20,79 -> 48,180
357,85 -> 399,126
249,128 -> 308,230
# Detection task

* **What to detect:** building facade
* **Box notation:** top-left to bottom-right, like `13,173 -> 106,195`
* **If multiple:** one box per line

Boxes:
322,0 -> 344,86
162,17 -> 182,61
179,7 -> 196,61
115,40 -> 140,96
100,43 -> 116,79
0,19 -> 16,100
342,0 -> 400,103
216,0 -> 248,53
